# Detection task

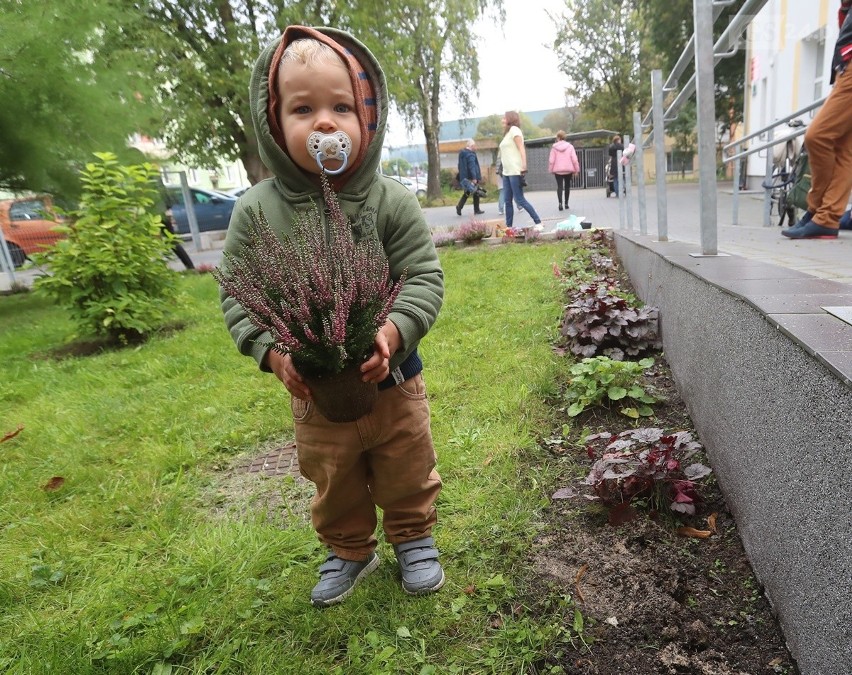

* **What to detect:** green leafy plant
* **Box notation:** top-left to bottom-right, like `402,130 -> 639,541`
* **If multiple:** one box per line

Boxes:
213,173 -> 406,377
32,152 -> 179,341
564,356 -> 657,418
579,427 -> 712,524
559,282 -> 661,360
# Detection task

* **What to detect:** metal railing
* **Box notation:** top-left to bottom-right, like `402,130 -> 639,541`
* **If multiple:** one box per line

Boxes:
622,0 -> 818,255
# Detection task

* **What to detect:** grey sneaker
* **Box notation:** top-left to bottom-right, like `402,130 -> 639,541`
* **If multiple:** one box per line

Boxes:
393,537 -> 445,595
310,551 -> 379,607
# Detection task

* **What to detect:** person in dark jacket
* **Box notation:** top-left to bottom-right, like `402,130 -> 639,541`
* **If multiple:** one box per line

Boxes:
455,139 -> 485,216
783,0 -> 852,239
607,135 -> 624,198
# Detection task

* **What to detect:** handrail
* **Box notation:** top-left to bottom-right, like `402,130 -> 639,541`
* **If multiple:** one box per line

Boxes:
724,127 -> 806,164
644,0 -> 771,145
722,97 -> 825,157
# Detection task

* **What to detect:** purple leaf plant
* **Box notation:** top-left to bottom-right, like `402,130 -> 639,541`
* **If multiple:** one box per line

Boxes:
581,427 -> 712,518
213,173 -> 406,377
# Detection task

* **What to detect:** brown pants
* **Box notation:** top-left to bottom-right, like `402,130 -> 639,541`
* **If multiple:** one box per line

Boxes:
291,373 -> 441,561
804,67 -> 852,228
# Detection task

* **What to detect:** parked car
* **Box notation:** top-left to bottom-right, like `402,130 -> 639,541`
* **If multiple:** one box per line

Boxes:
166,186 -> 237,234
224,186 -> 250,198
0,195 -> 66,268
388,175 -> 427,198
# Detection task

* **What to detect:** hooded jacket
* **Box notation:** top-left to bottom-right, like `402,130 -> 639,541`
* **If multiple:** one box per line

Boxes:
832,0 -> 852,83
220,26 -> 443,373
548,140 -> 580,175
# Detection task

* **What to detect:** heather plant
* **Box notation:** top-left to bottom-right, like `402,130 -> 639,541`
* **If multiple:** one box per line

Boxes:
560,282 -> 661,360
432,230 -> 457,248
213,173 -> 406,377
32,152 -> 179,341
580,428 -> 712,522
456,219 -> 490,243
565,356 -> 657,418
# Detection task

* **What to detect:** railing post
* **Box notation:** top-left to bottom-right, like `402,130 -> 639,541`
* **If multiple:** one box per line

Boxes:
624,134 -> 634,231
0,227 -> 18,286
651,69 -> 668,241
693,0 -> 718,255
763,127 -> 774,227
179,171 -> 203,251
617,149 -> 626,230
633,111 -> 648,235
732,148 -> 741,226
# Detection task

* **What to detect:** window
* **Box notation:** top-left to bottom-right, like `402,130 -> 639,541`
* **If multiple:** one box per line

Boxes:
9,199 -> 46,221
813,35 -> 825,101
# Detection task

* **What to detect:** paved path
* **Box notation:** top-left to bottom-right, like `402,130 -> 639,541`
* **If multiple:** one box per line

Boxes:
4,182 -> 850,289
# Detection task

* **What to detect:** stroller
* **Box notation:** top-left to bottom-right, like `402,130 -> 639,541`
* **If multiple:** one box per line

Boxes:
605,164 -> 615,198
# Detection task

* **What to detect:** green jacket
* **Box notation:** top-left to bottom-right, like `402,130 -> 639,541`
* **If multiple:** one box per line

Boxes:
220,27 -> 443,372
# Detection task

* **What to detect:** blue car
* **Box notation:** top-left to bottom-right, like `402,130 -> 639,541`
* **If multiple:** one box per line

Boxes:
166,186 -> 237,234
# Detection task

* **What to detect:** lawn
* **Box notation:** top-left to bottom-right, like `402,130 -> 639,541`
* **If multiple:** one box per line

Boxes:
0,241 -> 578,674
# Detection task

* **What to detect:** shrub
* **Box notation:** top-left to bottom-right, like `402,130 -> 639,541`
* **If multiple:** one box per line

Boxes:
581,427 -> 712,522
456,219 -> 490,243
559,282 -> 661,360
213,173 -> 405,377
32,152 -> 179,341
564,356 -> 657,418
432,230 -> 457,248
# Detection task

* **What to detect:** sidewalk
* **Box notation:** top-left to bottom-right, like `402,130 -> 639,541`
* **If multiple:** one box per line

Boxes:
437,182 -> 852,285
4,181 -> 851,289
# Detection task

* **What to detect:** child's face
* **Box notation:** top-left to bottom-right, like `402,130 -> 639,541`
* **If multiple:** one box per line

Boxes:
278,57 -> 361,175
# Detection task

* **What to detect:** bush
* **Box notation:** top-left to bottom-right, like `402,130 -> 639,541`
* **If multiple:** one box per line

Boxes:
455,220 -> 490,243
32,153 -> 179,341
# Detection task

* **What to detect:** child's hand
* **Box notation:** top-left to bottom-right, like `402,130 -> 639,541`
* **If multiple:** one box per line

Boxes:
267,350 -> 313,401
361,321 -> 401,383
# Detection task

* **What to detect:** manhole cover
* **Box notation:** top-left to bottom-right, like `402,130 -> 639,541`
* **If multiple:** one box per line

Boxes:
234,440 -> 301,478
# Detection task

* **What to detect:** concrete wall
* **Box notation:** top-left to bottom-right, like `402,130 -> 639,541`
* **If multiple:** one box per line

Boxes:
614,231 -> 852,675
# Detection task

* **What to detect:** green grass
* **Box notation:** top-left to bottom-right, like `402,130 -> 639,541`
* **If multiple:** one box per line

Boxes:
0,242 -> 581,674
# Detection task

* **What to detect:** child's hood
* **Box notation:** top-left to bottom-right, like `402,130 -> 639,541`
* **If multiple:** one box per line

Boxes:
552,140 -> 572,153
249,26 -> 387,198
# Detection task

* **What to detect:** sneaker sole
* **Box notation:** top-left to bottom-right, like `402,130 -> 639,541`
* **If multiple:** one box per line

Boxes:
782,234 -> 838,240
311,554 -> 380,608
401,568 -> 446,596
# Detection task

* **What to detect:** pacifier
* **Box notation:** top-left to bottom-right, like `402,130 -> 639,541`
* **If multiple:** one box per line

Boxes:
306,131 -> 352,175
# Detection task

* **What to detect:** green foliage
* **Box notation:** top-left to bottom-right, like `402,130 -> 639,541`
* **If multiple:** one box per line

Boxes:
32,153 -> 179,340
553,0 -> 656,133
0,0 -> 156,196
565,356 -> 657,418
382,157 -> 411,175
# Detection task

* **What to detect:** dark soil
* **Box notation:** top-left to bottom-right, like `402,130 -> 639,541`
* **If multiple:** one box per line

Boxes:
32,321 -> 187,360
520,238 -> 797,675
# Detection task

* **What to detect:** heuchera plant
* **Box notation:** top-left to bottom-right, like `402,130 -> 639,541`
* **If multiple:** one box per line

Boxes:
560,282 -> 661,360
213,173 -> 406,377
581,428 -> 712,522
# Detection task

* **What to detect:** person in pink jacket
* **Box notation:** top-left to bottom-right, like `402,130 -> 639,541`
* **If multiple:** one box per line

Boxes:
548,130 -> 580,211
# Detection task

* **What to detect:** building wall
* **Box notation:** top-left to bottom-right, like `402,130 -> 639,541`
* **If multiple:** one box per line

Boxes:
744,0 -> 838,180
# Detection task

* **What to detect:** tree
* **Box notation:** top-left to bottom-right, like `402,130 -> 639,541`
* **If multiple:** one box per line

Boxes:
129,0 -> 317,185
637,0 -> 747,142
0,1 -> 156,197
352,0 -> 504,200
552,0 -> 657,134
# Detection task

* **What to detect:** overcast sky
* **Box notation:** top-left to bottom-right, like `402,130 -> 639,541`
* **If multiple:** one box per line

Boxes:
383,0 -> 572,146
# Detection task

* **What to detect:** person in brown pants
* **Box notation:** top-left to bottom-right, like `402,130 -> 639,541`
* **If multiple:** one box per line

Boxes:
783,0 -> 852,239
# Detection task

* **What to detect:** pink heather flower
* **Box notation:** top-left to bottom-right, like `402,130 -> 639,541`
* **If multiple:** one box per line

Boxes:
212,173 -> 407,376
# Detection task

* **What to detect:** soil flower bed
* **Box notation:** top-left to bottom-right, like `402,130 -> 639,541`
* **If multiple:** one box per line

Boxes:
518,232 -> 796,674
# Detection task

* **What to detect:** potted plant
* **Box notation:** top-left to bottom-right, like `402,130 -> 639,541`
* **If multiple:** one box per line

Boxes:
213,175 -> 406,422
